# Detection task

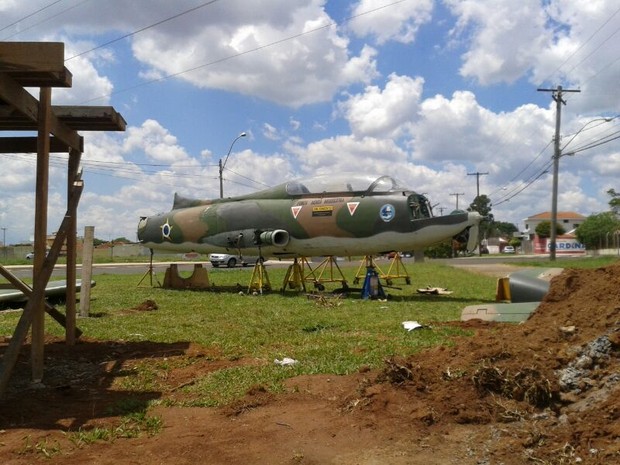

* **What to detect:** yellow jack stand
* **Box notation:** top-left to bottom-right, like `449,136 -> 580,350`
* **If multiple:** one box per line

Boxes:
381,253 -> 411,285
302,256 -> 348,291
282,258 -> 306,292
248,260 -> 271,294
354,254 -> 411,285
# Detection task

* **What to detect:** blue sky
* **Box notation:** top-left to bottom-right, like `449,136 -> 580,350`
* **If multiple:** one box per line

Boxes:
1,0 -> 620,245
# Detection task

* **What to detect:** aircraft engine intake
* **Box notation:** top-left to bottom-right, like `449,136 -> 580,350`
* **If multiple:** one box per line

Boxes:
258,229 -> 290,247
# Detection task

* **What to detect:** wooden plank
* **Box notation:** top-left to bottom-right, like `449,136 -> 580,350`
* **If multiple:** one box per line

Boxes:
53,106 -> 127,131
0,42 -> 71,87
0,136 -> 80,153
79,226 -> 95,317
0,72 -> 38,121
0,73 -> 82,149
0,105 -> 124,133
49,110 -> 82,150
0,42 -> 65,72
65,148 -> 82,345
31,87 -> 52,382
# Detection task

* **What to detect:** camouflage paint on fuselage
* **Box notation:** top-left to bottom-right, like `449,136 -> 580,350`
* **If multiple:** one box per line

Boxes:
137,174 -> 482,257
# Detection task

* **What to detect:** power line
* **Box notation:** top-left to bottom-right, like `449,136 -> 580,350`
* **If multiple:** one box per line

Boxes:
538,5 -> 620,87
65,0 -> 222,61
567,130 -> 620,155
491,164 -> 550,206
1,0 -> 93,41
0,0 -> 64,34
77,0 -> 412,103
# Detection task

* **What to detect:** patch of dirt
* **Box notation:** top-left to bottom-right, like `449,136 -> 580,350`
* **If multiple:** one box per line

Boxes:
1,263 -> 619,464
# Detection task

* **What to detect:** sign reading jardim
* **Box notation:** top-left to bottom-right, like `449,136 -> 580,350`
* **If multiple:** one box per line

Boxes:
548,238 -> 586,253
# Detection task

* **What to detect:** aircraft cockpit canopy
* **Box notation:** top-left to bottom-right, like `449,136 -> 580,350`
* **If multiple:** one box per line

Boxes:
285,174 -> 409,196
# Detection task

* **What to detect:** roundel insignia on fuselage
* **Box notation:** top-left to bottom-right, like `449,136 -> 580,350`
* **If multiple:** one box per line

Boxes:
379,204 -> 395,222
161,219 -> 173,240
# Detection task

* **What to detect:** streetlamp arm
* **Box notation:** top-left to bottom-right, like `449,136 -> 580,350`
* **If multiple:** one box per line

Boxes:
221,132 -> 247,172
219,132 -> 247,199
561,116 -> 618,152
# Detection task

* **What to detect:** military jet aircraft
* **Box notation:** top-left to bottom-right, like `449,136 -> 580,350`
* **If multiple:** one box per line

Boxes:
137,173 -> 482,258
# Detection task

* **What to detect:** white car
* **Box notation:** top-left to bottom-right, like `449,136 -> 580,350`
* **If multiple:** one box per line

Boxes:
502,245 -> 515,254
208,253 -> 262,268
25,251 -> 49,259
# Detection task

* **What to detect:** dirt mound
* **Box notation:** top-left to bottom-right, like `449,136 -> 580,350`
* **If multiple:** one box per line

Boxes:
0,263 -> 618,464
353,263 -> 620,463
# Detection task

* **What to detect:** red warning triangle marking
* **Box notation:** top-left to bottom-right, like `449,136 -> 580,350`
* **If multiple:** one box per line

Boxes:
347,202 -> 359,215
291,206 -> 302,219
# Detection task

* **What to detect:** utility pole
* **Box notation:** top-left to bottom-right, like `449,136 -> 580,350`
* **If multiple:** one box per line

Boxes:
1,227 -> 6,261
537,85 -> 580,261
467,171 -> 488,198
450,193 -> 465,210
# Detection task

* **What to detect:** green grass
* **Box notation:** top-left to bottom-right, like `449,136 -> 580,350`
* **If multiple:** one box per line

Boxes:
1,262 -> 498,407
7,256 -> 617,408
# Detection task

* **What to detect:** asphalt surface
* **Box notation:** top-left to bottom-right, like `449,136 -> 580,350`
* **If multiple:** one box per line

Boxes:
2,254 -> 561,280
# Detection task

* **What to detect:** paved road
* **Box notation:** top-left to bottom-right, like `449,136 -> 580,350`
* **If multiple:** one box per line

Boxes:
2,254 -> 561,280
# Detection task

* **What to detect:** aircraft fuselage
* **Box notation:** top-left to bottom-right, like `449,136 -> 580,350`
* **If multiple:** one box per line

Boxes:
137,175 -> 481,258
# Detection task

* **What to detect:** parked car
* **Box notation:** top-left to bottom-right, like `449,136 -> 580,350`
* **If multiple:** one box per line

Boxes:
25,251 -> 49,259
208,253 -> 262,268
502,245 -> 515,254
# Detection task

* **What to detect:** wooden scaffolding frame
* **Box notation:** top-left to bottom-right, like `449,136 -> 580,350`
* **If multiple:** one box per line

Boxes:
0,42 -> 126,397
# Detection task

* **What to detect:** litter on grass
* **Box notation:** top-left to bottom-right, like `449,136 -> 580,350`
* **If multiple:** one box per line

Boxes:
416,286 -> 453,295
402,321 -> 427,331
274,357 -> 298,366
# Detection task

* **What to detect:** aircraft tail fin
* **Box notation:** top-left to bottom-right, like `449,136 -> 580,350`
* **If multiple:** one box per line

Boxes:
173,193 -> 212,209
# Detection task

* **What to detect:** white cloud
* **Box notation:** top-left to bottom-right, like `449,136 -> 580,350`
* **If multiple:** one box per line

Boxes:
445,0 -> 549,85
285,134 -> 407,175
122,119 -> 189,163
414,91 -> 554,168
128,2 -> 378,107
348,0 -> 434,44
263,123 -> 280,141
338,73 -> 423,138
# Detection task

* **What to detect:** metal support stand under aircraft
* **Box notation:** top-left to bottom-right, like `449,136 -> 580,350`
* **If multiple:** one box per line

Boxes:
381,253 -> 411,285
249,259 -> 271,294
354,254 -> 410,286
282,256 -> 349,293
282,257 -> 306,292
359,257 -> 386,300
137,249 -> 161,287
302,256 -> 348,291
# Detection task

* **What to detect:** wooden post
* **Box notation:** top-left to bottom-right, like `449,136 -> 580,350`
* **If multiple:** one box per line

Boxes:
65,148 -> 82,344
0,181 -> 82,398
31,86 -> 52,383
79,226 -> 94,317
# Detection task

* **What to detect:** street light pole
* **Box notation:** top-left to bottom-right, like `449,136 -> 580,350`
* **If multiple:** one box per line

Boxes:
538,85 -> 580,261
550,115 -> 616,260
1,227 -> 6,261
549,96 -> 563,261
219,132 -> 247,199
